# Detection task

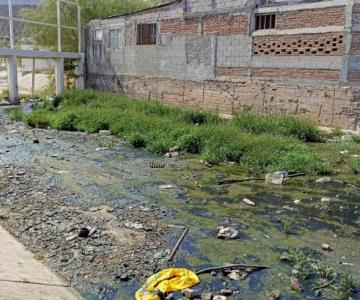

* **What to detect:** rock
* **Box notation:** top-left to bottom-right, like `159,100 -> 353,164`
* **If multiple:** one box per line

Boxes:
159,184 -> 174,190
243,198 -> 256,207
99,130 -> 111,136
17,170 -> 26,176
316,177 -> 332,184
165,151 -> 179,158
79,227 -> 90,238
183,288 -> 201,298
201,293 -> 213,300
321,243 -> 332,251
293,200 -> 301,205
219,289 -> 232,296
88,227 -> 97,237
321,197 -> 331,203
210,271 -> 217,276
217,226 -> 239,239
227,271 -> 241,281
267,289 -> 281,300
290,277 -> 302,292
213,296 -> 227,300
66,233 -> 78,241
116,273 -> 130,282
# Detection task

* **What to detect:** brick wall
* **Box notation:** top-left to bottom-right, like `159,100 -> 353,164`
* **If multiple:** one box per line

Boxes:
216,67 -> 248,77
86,74 -> 360,130
253,33 -> 344,56
161,18 -> 199,35
202,14 -> 248,35
276,6 -> 346,30
252,68 -> 340,81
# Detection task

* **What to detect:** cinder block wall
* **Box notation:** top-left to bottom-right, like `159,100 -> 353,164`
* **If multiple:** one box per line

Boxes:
86,0 -> 360,131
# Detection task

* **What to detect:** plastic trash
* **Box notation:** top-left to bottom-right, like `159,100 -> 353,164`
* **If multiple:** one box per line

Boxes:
135,268 -> 200,300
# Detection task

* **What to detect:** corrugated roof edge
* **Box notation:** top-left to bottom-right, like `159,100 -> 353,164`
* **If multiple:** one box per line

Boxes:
100,0 -> 183,20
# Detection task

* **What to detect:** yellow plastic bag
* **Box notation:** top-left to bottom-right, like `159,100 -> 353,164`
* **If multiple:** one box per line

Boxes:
135,268 -> 200,300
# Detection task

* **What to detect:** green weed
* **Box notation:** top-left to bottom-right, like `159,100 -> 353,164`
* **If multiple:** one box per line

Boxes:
19,90 -> 332,174
282,217 -> 297,235
234,111 -> 323,142
349,157 -> 360,174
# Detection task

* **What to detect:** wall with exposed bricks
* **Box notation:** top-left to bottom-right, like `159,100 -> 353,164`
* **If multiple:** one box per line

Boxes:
86,74 -> 360,131
275,6 -> 346,30
86,0 -> 360,130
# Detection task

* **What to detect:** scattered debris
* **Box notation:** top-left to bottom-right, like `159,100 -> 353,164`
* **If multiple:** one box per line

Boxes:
217,226 -> 239,239
33,138 -> 40,144
293,199 -> 301,205
243,198 -> 256,207
167,226 -> 189,262
201,292 -> 213,300
95,147 -> 109,151
160,184 -> 175,190
316,177 -> 332,184
290,276 -> 302,292
99,130 -> 111,136
312,278 -> 336,291
195,264 -> 269,275
150,161 -> 166,169
321,243 -> 332,251
213,295 -> 227,300
79,227 -> 91,238
182,288 -> 201,298
219,289 -> 232,296
165,151 -> 179,158
267,289 -> 281,300
266,171 -> 288,185
321,197 -> 331,203
216,177 -> 263,185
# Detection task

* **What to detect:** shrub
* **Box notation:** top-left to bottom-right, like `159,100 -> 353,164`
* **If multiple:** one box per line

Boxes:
176,129 -> 205,154
50,111 -> 80,131
127,132 -> 148,148
24,109 -> 53,128
234,111 -> 323,142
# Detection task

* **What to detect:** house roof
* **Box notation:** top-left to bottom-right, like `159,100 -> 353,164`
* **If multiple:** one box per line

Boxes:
101,0 -> 182,20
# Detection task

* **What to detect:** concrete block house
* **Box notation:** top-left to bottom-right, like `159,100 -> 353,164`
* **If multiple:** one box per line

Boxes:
86,0 -> 360,130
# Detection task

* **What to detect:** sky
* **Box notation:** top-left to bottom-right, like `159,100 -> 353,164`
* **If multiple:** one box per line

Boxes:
0,0 -> 40,5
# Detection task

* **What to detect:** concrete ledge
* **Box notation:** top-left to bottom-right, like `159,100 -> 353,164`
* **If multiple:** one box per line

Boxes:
0,225 -> 82,300
252,26 -> 345,37
0,48 -> 83,59
252,56 -> 343,70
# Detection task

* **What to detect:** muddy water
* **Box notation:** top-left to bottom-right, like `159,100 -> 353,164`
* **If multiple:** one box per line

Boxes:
0,107 -> 359,300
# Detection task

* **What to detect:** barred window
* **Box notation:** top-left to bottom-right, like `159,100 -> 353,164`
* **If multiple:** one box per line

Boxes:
255,13 -> 276,30
108,29 -> 124,49
137,23 -> 157,45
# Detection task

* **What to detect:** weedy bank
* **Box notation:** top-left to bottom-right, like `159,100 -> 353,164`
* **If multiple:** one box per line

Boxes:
9,90 -> 359,175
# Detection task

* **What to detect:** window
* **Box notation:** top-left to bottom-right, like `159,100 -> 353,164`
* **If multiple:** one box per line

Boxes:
94,28 -> 103,41
255,13 -> 276,30
137,23 -> 157,45
108,28 -> 124,49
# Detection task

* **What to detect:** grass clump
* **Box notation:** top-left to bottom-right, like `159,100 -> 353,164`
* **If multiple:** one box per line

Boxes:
349,157 -> 360,174
234,111 -> 324,142
19,90 -> 331,174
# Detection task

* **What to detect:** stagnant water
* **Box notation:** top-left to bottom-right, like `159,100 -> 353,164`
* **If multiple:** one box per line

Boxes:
0,105 -> 359,300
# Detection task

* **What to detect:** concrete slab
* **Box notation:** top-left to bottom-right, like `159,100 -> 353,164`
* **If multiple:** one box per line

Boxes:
0,226 -> 82,300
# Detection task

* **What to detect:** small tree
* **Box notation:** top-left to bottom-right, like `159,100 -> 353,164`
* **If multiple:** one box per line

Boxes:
20,0 -> 157,52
